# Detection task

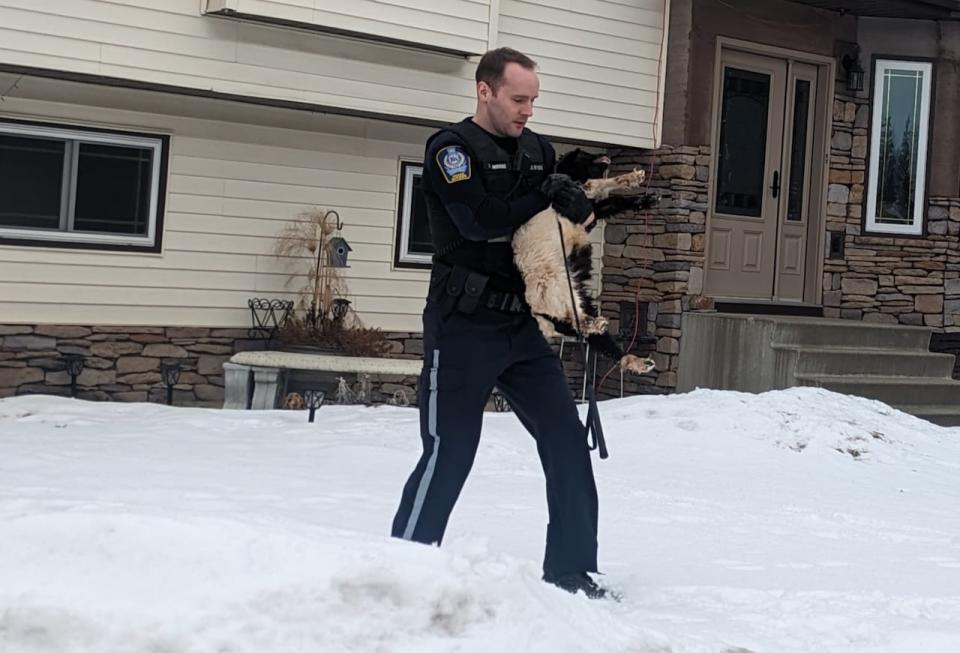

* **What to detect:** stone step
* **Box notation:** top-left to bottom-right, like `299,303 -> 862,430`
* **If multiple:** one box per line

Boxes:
773,344 -> 956,378
897,405 -> 960,427
795,373 -> 960,407
677,313 -> 950,402
764,317 -> 933,351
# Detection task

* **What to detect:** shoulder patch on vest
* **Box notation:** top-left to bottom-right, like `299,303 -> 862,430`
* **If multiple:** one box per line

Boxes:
436,145 -> 471,184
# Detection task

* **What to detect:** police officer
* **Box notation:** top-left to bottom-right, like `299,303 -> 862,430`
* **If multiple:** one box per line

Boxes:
390,47 -> 605,598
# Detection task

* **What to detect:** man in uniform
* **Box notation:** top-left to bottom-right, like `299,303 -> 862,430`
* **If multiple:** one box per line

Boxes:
390,47 -> 606,598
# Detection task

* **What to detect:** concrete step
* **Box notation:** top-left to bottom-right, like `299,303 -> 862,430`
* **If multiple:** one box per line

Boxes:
677,313 -> 950,402
764,317 -> 933,351
795,373 -> 960,407
897,405 -> 960,427
774,344 -> 956,378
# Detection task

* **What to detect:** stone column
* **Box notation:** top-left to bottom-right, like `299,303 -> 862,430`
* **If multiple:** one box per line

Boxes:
599,145 -> 712,396
222,362 -> 252,409
250,367 -> 282,410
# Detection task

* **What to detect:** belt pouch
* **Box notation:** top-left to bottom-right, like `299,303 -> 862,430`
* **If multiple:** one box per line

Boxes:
427,263 -> 452,303
457,271 -> 489,314
438,266 -> 468,316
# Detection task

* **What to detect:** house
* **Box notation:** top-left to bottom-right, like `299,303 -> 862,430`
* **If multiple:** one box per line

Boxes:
4,0 -> 959,413
0,0 -> 666,405
599,0 -> 960,416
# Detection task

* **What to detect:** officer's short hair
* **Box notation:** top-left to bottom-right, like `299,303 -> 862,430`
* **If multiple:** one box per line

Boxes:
475,47 -> 537,93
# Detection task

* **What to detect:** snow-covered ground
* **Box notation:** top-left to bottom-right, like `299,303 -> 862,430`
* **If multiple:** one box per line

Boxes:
1,388 -> 959,653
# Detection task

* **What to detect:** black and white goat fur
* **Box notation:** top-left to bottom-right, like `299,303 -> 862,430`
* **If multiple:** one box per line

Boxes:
512,150 -> 656,375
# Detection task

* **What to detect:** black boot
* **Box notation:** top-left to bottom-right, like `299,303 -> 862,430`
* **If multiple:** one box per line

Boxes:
542,571 -> 608,599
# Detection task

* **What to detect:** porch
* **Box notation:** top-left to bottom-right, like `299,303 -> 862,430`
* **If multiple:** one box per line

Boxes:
600,0 -> 960,400
678,312 -> 960,425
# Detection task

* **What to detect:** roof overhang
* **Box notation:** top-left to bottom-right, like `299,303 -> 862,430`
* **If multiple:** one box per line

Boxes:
787,0 -> 960,20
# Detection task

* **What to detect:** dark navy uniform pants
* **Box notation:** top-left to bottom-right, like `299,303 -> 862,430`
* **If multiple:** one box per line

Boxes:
391,299 -> 599,576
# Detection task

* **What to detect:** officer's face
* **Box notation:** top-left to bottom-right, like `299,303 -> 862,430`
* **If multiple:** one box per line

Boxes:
479,63 -> 540,138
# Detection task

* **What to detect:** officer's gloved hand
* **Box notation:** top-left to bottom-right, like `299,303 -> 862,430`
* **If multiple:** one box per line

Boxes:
540,173 -> 593,224
540,173 -> 575,198
551,183 -> 593,224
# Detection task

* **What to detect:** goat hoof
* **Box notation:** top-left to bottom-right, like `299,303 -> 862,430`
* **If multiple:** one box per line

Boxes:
620,355 -> 656,374
581,316 -> 608,336
616,169 -> 646,189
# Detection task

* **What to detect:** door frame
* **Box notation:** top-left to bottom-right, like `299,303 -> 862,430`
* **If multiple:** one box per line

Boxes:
705,36 -> 836,306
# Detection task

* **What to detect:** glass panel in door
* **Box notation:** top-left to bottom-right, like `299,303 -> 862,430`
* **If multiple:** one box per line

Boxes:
715,68 -> 771,218
706,51 -> 787,300
786,79 -> 811,222
775,62 -> 819,302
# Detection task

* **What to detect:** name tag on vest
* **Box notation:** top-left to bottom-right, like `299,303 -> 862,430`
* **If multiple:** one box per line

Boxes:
487,162 -> 509,170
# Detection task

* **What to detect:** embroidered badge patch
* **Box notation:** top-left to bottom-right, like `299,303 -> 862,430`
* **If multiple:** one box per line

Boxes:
437,145 -> 471,183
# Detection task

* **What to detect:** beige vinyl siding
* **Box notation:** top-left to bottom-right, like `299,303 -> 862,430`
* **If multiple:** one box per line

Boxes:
0,0 -> 477,125
0,0 -> 665,147
0,90 -> 435,332
0,94 -> 606,333
205,0 -> 491,55
497,0 -> 666,147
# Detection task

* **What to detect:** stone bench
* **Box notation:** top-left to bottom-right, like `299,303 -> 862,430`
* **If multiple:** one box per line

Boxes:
223,350 -> 422,409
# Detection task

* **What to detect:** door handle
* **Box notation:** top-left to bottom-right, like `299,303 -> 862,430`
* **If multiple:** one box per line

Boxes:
770,170 -> 780,198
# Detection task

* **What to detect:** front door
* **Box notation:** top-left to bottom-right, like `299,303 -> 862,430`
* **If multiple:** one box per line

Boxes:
705,49 -> 824,302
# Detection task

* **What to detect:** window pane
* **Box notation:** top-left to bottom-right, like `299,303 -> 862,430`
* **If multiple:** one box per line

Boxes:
715,67 -> 770,217
0,133 -> 64,230
73,142 -> 152,235
787,79 -> 810,222
408,172 -> 432,255
875,67 -> 924,225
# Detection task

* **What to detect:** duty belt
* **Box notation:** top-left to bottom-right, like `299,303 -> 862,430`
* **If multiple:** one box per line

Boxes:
430,262 -> 528,315
484,289 -> 527,313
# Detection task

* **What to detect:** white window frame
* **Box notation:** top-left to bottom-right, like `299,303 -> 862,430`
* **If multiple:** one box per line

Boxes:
865,59 -> 933,236
395,160 -> 432,268
0,120 -> 164,248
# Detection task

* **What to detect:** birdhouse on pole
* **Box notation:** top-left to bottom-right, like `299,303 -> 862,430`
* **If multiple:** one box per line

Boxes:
329,237 -> 352,268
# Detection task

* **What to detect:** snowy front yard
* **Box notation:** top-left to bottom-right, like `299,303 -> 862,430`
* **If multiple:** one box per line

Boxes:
1,388 -> 959,652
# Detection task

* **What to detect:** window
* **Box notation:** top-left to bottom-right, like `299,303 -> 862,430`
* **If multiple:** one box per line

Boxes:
786,79 -> 811,222
715,67 -> 770,218
394,160 -> 432,269
866,59 -> 933,236
0,120 -> 168,250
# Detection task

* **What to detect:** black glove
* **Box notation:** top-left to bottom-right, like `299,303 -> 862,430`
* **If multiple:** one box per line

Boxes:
540,173 -> 576,198
540,173 -> 593,223
551,184 -> 593,224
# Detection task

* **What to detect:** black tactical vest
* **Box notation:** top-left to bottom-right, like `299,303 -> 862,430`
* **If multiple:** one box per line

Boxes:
424,118 -> 550,263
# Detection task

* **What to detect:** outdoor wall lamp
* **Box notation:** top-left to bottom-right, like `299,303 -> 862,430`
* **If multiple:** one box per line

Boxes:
332,297 -> 351,322
842,53 -> 864,93
491,388 -> 511,412
62,353 -> 85,398
304,389 -> 325,422
160,360 -> 182,405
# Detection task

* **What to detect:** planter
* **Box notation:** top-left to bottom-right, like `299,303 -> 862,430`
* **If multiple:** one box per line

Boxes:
277,342 -> 348,356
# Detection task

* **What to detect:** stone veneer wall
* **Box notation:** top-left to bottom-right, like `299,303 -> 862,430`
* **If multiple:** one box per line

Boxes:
597,146 -> 713,396
0,324 -> 424,407
593,82 -> 960,390
13,88 -> 960,406
823,85 -> 958,329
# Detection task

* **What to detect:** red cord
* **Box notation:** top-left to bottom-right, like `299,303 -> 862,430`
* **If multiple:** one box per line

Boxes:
593,4 -> 668,395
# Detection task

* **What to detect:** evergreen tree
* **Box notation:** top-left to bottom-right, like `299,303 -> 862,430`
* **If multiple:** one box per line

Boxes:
892,115 -> 916,223
878,115 -> 898,220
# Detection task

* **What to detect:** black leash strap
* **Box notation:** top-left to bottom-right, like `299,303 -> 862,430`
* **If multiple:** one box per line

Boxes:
585,385 -> 608,458
555,219 -> 609,459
